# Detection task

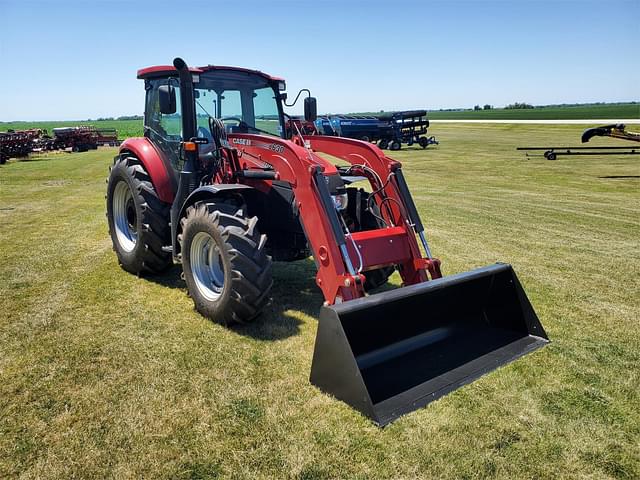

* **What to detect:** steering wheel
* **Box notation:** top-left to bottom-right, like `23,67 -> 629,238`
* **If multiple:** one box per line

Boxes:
220,116 -> 248,131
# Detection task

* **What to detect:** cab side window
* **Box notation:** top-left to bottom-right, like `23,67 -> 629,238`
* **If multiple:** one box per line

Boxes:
145,78 -> 182,169
253,87 -> 280,136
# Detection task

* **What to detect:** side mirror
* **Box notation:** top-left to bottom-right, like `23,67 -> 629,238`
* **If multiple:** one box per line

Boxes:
159,84 -> 176,114
304,97 -> 317,122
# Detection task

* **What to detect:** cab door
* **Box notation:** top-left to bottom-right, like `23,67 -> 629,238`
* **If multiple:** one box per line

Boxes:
144,78 -> 183,173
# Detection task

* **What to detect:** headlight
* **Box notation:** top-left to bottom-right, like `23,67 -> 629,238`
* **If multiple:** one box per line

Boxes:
332,193 -> 348,210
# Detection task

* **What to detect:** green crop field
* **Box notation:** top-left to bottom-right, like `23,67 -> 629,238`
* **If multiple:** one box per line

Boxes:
347,103 -> 639,121
0,119 -> 144,139
427,103 -> 640,120
1,124 -> 638,479
2,103 -> 638,140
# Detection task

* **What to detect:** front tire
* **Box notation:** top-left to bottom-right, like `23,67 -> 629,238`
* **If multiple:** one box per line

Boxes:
180,201 -> 273,325
106,155 -> 171,274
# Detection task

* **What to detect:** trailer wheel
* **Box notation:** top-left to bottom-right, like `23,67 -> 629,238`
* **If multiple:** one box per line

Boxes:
361,136 -> 370,143
378,139 -> 388,149
180,201 -> 273,325
106,155 -> 172,274
389,140 -> 401,151
545,151 -> 557,161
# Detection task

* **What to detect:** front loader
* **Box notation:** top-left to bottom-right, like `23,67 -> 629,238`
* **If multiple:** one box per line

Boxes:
106,58 -> 548,425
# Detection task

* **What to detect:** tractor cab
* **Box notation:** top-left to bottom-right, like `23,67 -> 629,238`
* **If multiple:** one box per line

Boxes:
138,65 -> 315,172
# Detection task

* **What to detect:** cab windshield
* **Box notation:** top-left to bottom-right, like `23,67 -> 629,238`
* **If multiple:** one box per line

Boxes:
194,70 -> 283,138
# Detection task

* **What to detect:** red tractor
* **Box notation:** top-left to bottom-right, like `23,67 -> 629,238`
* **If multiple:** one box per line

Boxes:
107,58 -> 548,425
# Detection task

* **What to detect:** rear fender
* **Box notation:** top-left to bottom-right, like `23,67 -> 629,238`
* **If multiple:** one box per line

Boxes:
119,137 -> 176,203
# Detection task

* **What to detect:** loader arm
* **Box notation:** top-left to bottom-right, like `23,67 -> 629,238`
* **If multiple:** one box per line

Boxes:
303,135 -> 441,283
227,134 -> 439,304
228,133 -> 364,304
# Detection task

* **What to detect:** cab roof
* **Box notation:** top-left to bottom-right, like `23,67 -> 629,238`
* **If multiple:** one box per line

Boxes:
137,65 -> 284,82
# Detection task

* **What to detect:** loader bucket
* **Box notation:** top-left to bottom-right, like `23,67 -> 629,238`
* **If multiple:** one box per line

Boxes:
310,263 -> 548,426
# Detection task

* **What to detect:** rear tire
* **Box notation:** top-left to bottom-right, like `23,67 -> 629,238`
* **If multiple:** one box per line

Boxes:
180,201 -> 273,325
106,155 -> 171,274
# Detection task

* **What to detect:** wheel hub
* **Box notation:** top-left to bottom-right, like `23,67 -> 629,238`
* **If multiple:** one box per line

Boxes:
190,231 -> 225,301
113,181 -> 137,252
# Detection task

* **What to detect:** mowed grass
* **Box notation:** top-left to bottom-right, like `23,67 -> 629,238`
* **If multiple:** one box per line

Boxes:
0,124 -> 638,479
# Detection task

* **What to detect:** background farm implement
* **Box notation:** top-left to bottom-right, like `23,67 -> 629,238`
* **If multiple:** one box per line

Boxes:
315,110 -> 438,150
0,125 -> 120,163
518,124 -> 640,160
0,129 -> 45,164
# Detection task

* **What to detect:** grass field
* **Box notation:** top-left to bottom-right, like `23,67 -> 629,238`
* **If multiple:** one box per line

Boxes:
1,124 -> 638,479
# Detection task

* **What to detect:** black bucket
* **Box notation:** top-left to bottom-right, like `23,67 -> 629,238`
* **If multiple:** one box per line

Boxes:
310,263 -> 549,426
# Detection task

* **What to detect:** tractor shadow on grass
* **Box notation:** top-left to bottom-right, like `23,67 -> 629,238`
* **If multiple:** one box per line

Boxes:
598,175 -> 640,179
147,258 -> 397,341
146,258 -> 396,341
234,258 -> 322,341
146,258 -> 319,341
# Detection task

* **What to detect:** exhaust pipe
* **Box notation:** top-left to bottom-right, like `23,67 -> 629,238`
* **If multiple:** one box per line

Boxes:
170,58 -> 199,258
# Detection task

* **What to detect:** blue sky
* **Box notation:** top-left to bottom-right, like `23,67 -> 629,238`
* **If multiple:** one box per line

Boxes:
0,0 -> 638,121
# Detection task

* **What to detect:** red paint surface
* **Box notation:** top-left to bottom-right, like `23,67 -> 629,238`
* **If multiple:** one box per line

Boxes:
119,138 -> 175,203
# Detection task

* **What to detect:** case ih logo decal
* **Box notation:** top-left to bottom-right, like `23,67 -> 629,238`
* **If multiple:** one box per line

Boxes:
232,138 -> 285,154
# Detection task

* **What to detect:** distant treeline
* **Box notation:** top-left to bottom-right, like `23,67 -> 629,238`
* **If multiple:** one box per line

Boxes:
347,102 -> 639,120
88,115 -> 143,121
435,101 -> 637,113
